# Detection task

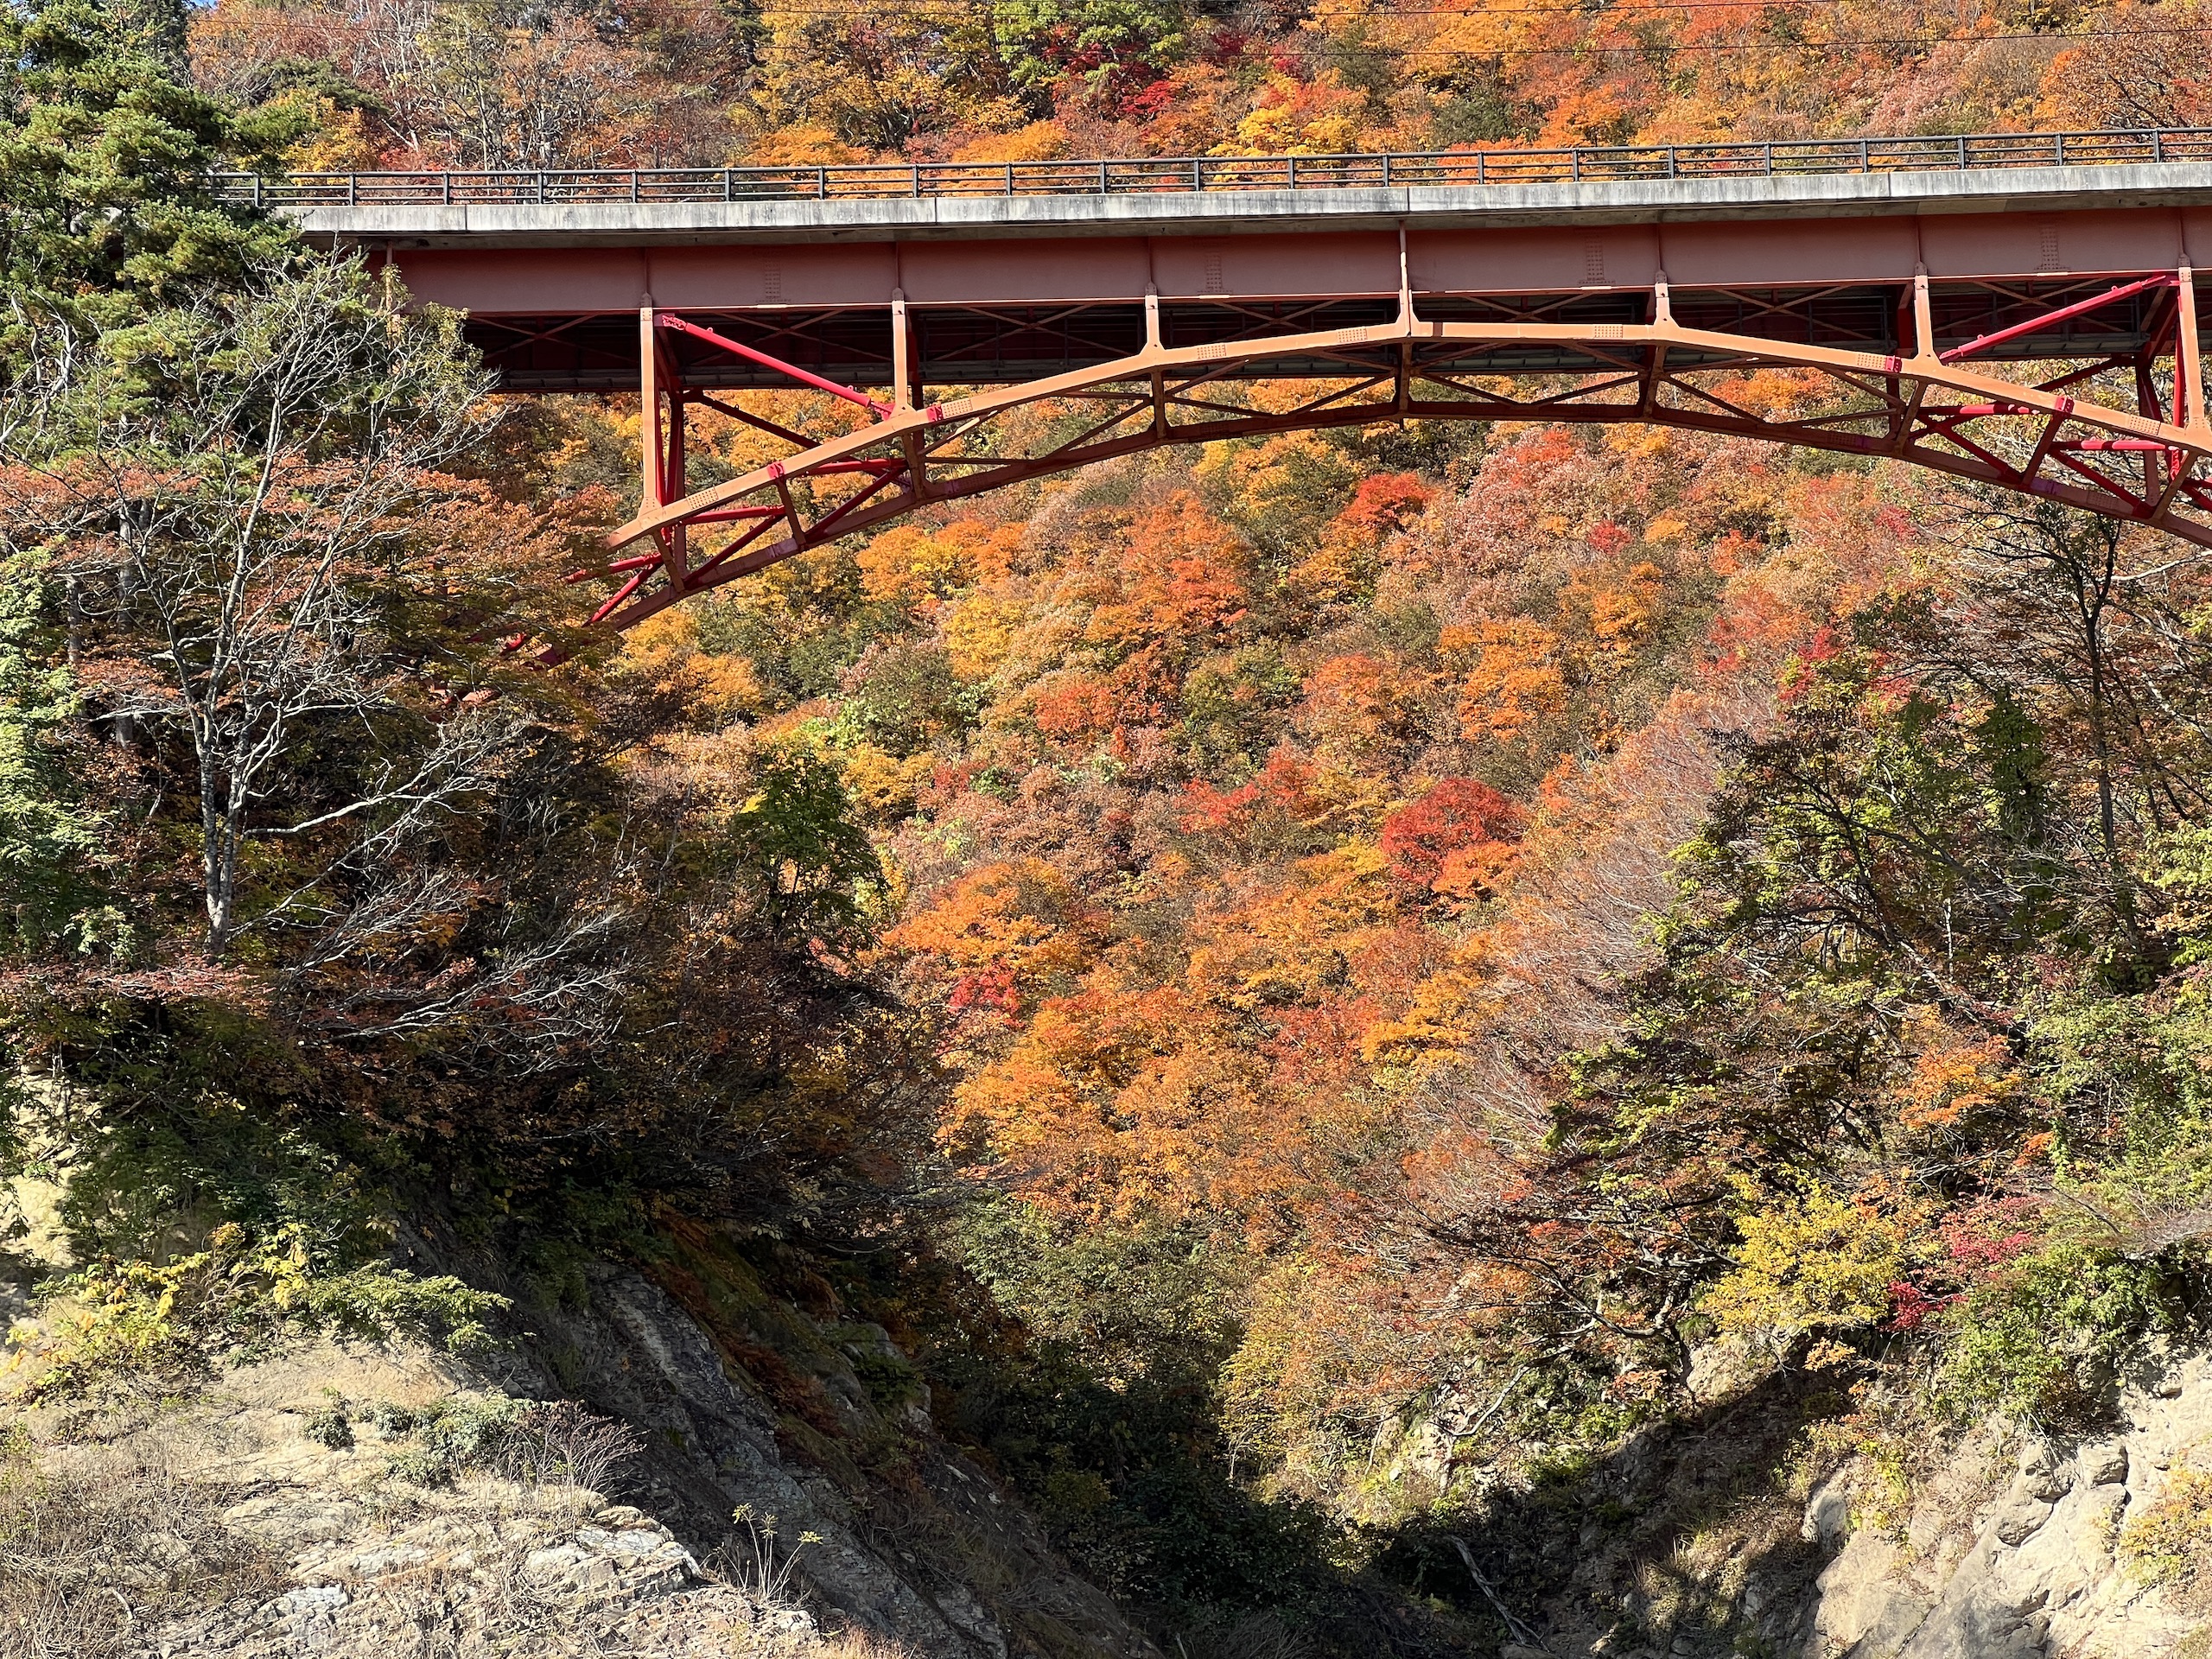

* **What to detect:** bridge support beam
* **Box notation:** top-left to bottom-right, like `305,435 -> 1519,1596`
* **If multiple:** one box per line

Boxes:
2178,268 -> 2206,434
580,270 -> 2212,633
599,306 -> 689,623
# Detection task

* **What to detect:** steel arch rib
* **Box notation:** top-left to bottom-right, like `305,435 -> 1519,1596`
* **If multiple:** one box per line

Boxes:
594,310 -> 2212,632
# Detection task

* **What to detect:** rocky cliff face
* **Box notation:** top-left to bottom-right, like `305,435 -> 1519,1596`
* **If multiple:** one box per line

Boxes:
467,1230 -> 1160,1659
4,1207 -> 1160,1659
1795,1351 -> 2212,1659
1363,1345 -> 2212,1659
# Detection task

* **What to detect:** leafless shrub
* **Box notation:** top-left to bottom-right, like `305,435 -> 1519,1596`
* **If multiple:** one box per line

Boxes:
499,1401 -> 644,1509
2038,1184 -> 2212,1261
809,1635 -> 919,1659
372,1552 -> 885,1659
2125,1203 -> 2212,1257
1171,1610 -> 1317,1659
365,1554 -> 581,1658
0,1431 -> 277,1659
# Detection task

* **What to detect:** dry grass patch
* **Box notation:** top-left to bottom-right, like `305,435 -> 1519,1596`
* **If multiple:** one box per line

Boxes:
0,1425 -> 278,1659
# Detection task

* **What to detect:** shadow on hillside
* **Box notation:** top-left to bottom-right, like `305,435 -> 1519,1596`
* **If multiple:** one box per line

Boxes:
1365,1364 -> 1850,1658
936,1344 -> 1848,1659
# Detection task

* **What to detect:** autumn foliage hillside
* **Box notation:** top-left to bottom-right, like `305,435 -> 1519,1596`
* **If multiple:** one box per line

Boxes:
6,0 -> 2212,1652
590,350 -> 2212,1637
674,417 -> 1885,1388
190,0 -> 2212,176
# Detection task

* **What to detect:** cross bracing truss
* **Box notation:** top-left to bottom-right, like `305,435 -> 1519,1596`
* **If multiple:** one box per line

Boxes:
583,270 -> 2212,632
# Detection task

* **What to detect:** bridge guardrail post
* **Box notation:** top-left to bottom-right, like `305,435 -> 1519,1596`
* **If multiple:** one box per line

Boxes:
251,121 -> 2212,216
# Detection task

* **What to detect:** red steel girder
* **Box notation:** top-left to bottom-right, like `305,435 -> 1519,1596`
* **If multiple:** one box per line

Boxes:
656,313 -> 892,416
1938,274 -> 2177,364
584,276 -> 2212,633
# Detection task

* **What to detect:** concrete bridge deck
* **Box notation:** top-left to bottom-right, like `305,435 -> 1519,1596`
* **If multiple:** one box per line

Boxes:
321,160 -> 2212,397
302,162 -> 2212,250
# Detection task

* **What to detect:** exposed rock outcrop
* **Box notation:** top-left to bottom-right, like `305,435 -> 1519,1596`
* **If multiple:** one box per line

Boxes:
465,1243 -> 1159,1659
6,1216 -> 1159,1659
1802,1353 -> 2212,1659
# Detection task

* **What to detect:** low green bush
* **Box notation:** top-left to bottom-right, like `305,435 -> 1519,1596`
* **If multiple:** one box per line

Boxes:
1936,1236 -> 2193,1426
383,1393 -> 526,1486
7,1222 -> 505,1402
302,1395 -> 354,1449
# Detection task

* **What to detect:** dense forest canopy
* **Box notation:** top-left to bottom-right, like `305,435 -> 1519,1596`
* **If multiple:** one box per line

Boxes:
184,0 -> 2212,170
3,0 -> 2212,1650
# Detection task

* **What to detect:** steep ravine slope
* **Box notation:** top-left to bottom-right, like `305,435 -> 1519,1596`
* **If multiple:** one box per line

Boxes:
3,1199 -> 1159,1659
400,1213 -> 1157,1658
1452,1351 -> 2212,1659
470,1218 -> 1159,1659
532,1230 -> 2212,1659
13,1177 -> 2211,1658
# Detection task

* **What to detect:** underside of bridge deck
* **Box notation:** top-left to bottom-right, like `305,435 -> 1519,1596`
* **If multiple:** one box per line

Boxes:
466,280 -> 2181,393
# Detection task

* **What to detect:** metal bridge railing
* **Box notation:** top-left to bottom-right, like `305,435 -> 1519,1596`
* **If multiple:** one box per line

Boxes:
213,126 -> 2212,209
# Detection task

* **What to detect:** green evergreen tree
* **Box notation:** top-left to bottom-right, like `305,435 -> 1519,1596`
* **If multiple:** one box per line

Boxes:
0,568 -> 108,955
0,0 -> 304,327
0,0 -> 327,961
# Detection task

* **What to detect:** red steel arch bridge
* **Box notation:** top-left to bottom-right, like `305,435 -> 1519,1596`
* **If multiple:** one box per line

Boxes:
257,126 -> 2212,631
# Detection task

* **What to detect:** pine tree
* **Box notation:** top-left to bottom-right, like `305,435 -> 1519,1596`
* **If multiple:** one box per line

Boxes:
0,569 -> 106,955
0,0 -> 302,328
